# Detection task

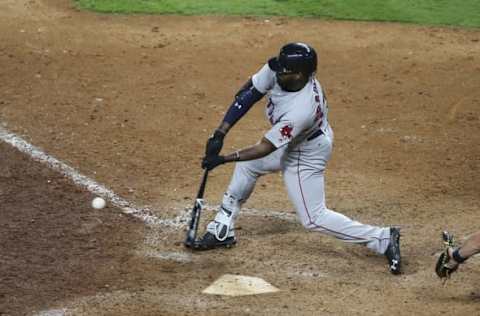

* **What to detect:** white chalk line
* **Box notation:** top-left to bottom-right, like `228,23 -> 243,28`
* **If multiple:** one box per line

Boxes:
0,125 -> 299,316
0,125 -> 297,227
0,125 -> 189,228
33,310 -> 68,316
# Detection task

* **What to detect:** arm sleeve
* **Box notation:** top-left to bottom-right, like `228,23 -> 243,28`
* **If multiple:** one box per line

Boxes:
222,62 -> 274,128
222,79 -> 265,127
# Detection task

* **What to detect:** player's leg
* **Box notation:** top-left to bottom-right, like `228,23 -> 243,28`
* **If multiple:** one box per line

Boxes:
282,133 -> 401,273
283,163 -> 390,254
197,148 -> 285,249
282,131 -> 391,254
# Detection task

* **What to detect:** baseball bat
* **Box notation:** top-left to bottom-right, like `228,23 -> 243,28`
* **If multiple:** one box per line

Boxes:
184,169 -> 209,248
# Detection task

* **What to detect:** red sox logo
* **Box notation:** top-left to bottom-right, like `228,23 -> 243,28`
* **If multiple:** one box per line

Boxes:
280,124 -> 293,139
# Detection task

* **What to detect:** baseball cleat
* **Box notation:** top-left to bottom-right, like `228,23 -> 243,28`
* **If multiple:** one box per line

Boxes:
192,231 -> 236,251
384,227 -> 402,275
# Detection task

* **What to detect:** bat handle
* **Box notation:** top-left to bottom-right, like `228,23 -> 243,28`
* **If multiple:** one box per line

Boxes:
197,169 -> 209,199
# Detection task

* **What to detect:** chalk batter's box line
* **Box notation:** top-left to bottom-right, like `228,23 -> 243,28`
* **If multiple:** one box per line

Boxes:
0,125 -> 296,229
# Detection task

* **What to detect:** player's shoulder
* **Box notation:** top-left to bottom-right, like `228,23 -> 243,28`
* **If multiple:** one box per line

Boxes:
252,63 -> 275,94
258,61 -> 275,75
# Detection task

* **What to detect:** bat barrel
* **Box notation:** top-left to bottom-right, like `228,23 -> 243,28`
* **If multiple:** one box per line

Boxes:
184,170 -> 209,249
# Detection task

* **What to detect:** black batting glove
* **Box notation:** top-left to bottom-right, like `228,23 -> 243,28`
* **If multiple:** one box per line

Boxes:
202,155 -> 226,171
205,130 -> 225,157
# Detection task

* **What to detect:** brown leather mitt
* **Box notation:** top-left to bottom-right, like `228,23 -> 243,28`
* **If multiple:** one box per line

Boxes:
435,231 -> 459,278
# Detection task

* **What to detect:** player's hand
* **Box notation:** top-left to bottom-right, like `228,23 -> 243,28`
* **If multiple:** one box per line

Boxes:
201,155 -> 226,171
205,130 -> 225,156
435,231 -> 459,279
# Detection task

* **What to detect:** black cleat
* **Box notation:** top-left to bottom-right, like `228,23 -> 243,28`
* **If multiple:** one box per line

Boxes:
192,232 -> 236,251
384,227 -> 402,275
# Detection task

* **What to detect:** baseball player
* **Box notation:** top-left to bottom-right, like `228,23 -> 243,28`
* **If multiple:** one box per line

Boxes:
435,230 -> 480,278
198,42 -> 402,275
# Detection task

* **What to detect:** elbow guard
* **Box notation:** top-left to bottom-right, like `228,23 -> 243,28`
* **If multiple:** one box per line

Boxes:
223,79 -> 265,127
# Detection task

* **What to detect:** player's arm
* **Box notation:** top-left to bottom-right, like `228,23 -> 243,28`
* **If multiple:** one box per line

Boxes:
202,137 -> 276,170
226,137 -> 276,162
220,79 -> 265,132
205,79 -> 265,157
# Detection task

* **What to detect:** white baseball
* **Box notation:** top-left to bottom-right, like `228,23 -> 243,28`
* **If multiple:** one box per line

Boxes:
92,197 -> 106,209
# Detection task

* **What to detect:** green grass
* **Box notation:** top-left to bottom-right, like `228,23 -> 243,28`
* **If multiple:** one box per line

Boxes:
74,0 -> 480,28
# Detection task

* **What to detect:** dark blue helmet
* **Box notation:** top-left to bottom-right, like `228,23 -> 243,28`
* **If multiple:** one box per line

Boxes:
268,42 -> 317,77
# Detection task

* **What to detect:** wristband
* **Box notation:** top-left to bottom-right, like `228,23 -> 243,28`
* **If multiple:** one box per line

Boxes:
452,248 -> 467,263
213,129 -> 225,139
233,151 -> 241,161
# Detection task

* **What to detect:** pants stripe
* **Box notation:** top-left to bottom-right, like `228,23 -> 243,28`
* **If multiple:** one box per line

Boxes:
296,151 -> 368,241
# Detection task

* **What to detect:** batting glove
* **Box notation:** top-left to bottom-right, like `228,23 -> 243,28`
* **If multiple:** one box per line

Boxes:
202,155 -> 226,171
205,130 -> 225,157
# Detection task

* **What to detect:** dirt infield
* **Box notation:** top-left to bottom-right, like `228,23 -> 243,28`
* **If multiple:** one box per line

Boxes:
1,0 -> 479,315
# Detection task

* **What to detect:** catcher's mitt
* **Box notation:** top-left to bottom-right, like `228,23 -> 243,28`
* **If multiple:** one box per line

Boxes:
435,231 -> 459,279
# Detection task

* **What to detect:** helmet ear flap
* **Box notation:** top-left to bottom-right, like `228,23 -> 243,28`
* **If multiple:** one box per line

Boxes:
268,57 -> 281,72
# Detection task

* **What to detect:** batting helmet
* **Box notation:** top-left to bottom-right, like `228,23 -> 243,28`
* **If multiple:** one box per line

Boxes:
268,42 -> 317,77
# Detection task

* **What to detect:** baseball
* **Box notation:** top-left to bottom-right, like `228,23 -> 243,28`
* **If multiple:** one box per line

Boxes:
91,197 -> 106,209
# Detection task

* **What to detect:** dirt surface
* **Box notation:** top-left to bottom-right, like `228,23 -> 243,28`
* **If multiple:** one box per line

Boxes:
1,0 -> 480,315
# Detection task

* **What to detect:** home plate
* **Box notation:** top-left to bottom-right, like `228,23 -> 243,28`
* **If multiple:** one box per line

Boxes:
202,274 -> 279,296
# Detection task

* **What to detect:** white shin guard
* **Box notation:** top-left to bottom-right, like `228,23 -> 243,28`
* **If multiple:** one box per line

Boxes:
207,193 -> 240,241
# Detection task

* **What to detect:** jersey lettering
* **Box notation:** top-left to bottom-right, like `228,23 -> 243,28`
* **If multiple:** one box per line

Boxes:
315,105 -> 323,127
267,98 -> 275,125
313,81 -> 324,128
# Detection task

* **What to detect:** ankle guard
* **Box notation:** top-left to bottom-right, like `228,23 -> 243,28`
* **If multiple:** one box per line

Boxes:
206,193 -> 240,241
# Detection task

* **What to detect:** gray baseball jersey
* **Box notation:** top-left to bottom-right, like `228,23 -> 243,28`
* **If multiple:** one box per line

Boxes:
252,63 -> 329,149
209,62 -> 391,254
